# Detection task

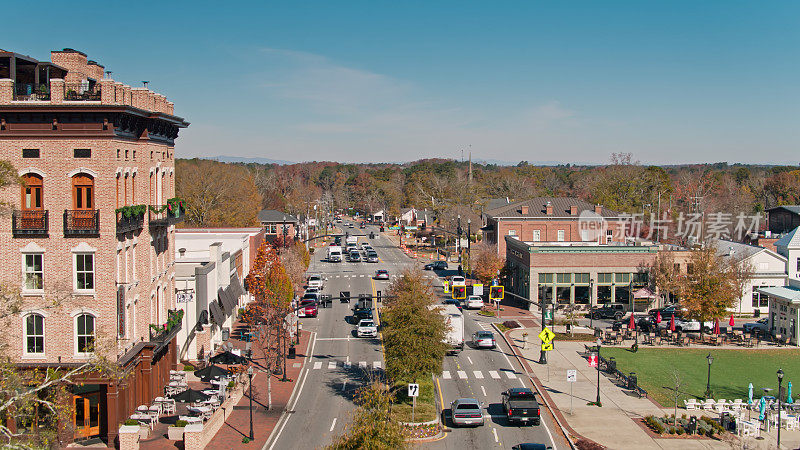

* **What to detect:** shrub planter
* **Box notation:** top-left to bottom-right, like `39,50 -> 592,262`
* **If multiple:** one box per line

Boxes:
138,424 -> 151,440
168,420 -> 188,440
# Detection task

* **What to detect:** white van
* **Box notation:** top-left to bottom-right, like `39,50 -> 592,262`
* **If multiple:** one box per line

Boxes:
327,246 -> 342,263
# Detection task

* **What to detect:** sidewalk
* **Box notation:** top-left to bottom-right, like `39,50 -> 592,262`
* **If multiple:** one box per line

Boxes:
503,319 -> 800,449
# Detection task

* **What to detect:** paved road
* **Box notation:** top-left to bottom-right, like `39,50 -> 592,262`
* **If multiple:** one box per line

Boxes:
266,220 -> 563,449
265,223 -> 416,449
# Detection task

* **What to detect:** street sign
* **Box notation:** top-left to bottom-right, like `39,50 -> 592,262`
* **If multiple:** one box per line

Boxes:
538,328 -> 555,343
443,280 -> 450,294
544,309 -> 552,321
541,342 -> 553,351
453,285 -> 466,300
567,369 -> 577,382
408,383 -> 419,397
588,353 -> 598,368
472,283 -> 483,297
489,285 -> 504,300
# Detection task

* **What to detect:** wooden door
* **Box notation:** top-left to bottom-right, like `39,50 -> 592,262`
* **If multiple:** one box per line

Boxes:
20,174 -> 45,229
72,393 -> 101,439
71,174 -> 95,228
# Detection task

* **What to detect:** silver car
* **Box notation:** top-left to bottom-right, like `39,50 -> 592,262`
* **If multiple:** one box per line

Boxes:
450,398 -> 484,427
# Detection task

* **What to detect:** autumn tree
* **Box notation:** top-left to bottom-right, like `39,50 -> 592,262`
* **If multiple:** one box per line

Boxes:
470,243 -> 505,285
648,250 -> 682,305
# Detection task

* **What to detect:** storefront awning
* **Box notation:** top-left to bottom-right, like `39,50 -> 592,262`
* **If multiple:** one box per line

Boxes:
218,287 -> 235,315
209,302 -> 225,325
632,287 -> 656,299
230,273 -> 245,298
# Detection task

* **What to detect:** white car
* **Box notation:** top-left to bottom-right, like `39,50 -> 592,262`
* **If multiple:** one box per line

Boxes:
658,316 -> 713,332
465,295 -> 484,310
307,274 -> 324,289
357,319 -> 378,338
451,276 -> 466,286
472,331 -> 496,349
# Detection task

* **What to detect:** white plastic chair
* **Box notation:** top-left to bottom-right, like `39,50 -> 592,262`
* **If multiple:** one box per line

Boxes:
701,399 -> 715,410
684,399 -> 698,410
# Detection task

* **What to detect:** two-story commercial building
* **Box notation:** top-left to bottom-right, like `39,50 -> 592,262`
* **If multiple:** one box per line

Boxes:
0,48 -> 188,445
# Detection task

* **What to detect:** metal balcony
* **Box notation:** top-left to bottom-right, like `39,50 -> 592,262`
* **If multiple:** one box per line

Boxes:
63,210 -> 99,237
12,210 -> 49,237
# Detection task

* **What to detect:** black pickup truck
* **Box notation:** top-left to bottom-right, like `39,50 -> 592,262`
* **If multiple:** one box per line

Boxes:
501,388 -> 541,425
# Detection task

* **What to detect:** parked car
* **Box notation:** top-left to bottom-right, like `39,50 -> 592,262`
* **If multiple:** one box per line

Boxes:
589,303 -> 627,321
443,298 -> 462,309
424,261 -> 448,271
472,331 -> 496,349
356,319 -> 378,338
648,304 -> 686,319
502,388 -> 541,426
374,269 -> 390,280
511,445 -> 552,450
743,317 -> 770,334
657,315 -> 713,332
465,295 -> 484,310
450,398 -> 484,427
611,314 -> 656,333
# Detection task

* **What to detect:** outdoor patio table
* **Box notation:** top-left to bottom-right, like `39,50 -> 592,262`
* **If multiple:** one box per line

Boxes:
179,415 -> 203,424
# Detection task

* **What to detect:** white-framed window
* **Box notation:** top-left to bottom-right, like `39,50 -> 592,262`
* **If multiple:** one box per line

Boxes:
533,230 -> 541,242
75,314 -> 95,355
508,229 -> 517,236
23,253 -> 44,291
24,313 -> 44,355
606,229 -> 613,244
132,244 -> 137,282
74,253 -> 95,292
557,230 -> 565,241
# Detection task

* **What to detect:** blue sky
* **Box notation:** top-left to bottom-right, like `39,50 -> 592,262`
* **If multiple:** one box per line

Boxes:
4,1 -> 799,164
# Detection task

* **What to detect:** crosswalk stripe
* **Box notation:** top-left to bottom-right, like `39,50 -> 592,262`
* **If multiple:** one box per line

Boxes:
489,371 -> 500,379
505,371 -> 517,379
457,371 -> 468,379
473,371 -> 484,379
359,361 -> 367,369
373,361 -> 382,369
313,362 -> 322,370
442,371 -> 451,379
328,361 -> 337,369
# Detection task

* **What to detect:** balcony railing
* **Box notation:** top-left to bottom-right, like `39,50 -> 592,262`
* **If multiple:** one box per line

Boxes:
64,82 -> 101,101
12,210 -> 49,237
13,83 -> 50,101
149,204 -> 184,228
63,210 -> 99,237
116,212 -> 145,234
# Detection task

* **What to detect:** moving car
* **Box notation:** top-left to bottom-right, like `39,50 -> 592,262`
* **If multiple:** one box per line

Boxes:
502,388 -> 541,425
443,298 -> 462,308
450,398 -> 484,427
306,274 -> 325,289
465,295 -> 484,310
298,299 -> 318,318
451,276 -> 466,286
511,445 -> 552,450
472,331 -> 496,349
366,251 -> 379,263
374,269 -> 390,280
743,317 -> 770,334
305,287 -> 320,295
424,261 -> 448,271
348,251 -> 361,262
589,303 -> 627,321
356,319 -> 378,338
352,306 -> 373,322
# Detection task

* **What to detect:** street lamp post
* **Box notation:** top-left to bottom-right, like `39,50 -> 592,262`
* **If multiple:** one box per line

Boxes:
467,218 -> 471,276
457,215 -> 462,264
247,366 -> 254,440
778,368 -> 784,448
539,296 -> 548,365
705,354 -> 714,399
281,326 -> 289,381
589,279 -> 594,329
596,338 -> 602,405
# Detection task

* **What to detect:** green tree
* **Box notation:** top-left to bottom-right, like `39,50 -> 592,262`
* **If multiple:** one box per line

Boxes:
327,382 -> 406,450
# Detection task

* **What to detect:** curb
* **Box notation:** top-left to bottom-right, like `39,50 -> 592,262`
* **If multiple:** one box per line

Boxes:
494,323 -> 601,450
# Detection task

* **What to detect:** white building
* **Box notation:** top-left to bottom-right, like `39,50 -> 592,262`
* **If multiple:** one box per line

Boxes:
758,227 -> 800,345
711,240 -> 787,315
174,228 -> 264,362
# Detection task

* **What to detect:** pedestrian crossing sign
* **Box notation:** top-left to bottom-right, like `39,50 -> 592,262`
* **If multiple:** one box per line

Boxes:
443,281 -> 450,293
541,342 -> 553,351
538,328 -> 555,343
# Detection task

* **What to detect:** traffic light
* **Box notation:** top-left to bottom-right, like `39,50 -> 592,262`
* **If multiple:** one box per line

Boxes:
453,285 -> 467,300
489,285 -> 504,301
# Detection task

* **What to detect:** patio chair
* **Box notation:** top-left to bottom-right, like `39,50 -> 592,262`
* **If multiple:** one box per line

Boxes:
701,399 -> 715,411
714,400 -> 728,413
684,399 -> 698,410
786,415 -> 800,431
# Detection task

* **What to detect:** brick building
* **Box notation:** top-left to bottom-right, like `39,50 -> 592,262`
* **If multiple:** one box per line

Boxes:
482,197 -> 628,256
0,49 -> 188,445
258,209 -> 298,244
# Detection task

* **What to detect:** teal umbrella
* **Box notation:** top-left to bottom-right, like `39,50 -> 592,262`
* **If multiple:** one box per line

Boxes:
787,382 -> 794,404
748,383 -> 754,405
759,396 -> 766,421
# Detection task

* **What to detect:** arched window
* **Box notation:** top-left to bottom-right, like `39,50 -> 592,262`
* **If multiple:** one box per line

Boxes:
76,314 -> 95,355
72,174 -> 94,210
25,314 -> 44,354
21,174 -> 43,210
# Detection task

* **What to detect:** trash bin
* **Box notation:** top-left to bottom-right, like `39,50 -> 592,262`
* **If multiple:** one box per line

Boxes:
628,372 -> 638,390
288,345 -> 296,359
607,357 -> 617,373
566,323 -> 572,334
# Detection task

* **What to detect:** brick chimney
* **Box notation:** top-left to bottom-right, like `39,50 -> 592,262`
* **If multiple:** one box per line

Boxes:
594,204 -> 603,214
570,205 -> 578,215
520,205 -> 529,215
545,202 -> 553,215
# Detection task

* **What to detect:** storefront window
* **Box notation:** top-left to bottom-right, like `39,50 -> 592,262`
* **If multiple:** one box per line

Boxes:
556,286 -> 571,304
597,286 -> 612,304
574,285 -> 590,304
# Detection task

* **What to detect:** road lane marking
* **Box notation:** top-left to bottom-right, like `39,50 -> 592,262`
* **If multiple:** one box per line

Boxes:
442,371 -> 451,379
328,361 -> 337,369
474,371 -> 484,379
467,356 -> 473,364
342,381 -> 347,391
489,371 -> 500,379
481,386 -> 487,397
492,427 -> 499,442
505,371 -> 517,379
329,418 -> 337,432
457,370 -> 468,379
313,362 -> 322,370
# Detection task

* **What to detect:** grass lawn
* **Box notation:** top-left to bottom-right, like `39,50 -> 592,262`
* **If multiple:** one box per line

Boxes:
390,377 -> 437,423
601,347 -> 800,408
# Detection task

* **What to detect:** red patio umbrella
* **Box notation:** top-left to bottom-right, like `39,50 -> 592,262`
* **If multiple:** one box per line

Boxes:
669,314 -> 676,332
629,314 -> 636,330
729,315 -> 735,327
714,318 -> 720,335
656,311 -> 662,324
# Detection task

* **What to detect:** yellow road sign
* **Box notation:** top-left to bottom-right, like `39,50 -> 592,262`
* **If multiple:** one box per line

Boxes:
541,342 -> 553,351
538,328 -> 555,343
443,281 -> 449,293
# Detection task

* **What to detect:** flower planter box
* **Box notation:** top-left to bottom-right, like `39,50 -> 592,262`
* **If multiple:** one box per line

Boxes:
167,425 -> 185,440
139,425 -> 151,439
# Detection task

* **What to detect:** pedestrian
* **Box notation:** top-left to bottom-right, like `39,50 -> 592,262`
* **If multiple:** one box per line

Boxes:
458,265 -> 463,276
